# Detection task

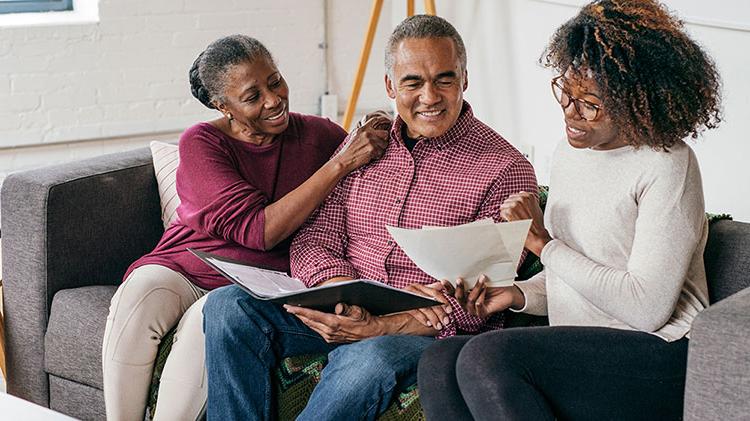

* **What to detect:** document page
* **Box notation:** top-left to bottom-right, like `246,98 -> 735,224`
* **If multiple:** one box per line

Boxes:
387,219 -> 531,288
204,256 -> 306,297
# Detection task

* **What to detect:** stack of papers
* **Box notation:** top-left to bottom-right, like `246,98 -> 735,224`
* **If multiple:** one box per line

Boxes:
386,219 -> 531,288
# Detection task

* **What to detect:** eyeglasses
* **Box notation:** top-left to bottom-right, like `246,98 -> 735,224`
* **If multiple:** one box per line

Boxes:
551,76 -> 602,121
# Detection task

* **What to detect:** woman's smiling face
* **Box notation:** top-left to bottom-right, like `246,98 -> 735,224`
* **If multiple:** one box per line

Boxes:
219,57 -> 290,138
555,68 -> 624,151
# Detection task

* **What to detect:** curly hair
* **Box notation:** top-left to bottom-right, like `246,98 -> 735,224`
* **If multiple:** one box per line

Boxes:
541,0 -> 722,149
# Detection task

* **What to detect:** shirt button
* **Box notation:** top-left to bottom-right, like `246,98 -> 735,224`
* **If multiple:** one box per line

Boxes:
387,240 -> 394,246
395,198 -> 401,204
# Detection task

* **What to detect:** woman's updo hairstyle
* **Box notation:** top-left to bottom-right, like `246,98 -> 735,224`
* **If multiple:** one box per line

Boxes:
189,34 -> 275,109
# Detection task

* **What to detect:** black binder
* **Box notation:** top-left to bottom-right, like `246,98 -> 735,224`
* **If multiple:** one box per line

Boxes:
190,249 -> 441,315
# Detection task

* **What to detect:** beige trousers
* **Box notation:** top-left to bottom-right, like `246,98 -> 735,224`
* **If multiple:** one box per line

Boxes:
102,264 -> 209,421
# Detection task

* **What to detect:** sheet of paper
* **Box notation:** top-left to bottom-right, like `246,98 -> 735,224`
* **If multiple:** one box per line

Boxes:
206,257 -> 306,297
386,219 -> 532,288
422,218 -> 495,230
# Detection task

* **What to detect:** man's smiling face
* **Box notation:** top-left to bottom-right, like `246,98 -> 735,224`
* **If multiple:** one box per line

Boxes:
385,37 -> 467,139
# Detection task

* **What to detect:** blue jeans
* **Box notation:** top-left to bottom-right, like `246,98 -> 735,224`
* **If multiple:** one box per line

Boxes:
203,285 -> 435,421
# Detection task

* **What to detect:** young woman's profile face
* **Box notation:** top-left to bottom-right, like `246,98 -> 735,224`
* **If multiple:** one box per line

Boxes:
555,68 -> 624,150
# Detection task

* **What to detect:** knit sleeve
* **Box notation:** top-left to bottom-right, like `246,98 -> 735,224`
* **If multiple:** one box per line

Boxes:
540,148 -> 706,332
176,125 -> 268,251
513,270 -> 548,315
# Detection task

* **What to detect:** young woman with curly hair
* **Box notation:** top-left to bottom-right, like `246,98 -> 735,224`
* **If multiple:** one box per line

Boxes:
417,1 -> 722,420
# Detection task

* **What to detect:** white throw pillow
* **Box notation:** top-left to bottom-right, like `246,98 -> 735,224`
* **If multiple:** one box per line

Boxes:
150,141 -> 181,230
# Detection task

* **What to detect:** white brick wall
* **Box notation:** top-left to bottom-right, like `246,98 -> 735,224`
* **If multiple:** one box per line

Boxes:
0,131 -> 179,187
0,0 -> 399,196
0,0 -> 327,151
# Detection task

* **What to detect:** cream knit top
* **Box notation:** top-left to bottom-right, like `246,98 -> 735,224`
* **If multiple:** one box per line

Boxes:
516,140 -> 709,341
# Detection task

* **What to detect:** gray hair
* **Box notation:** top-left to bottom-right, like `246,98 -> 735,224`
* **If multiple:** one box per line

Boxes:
385,15 -> 467,79
189,34 -> 275,109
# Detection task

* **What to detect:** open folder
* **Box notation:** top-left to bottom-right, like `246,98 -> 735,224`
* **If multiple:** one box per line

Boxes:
189,249 -> 441,315
386,219 -> 532,288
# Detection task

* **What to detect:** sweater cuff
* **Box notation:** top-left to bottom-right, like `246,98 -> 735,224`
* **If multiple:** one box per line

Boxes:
513,272 -> 548,316
539,238 -> 560,266
509,286 -> 530,313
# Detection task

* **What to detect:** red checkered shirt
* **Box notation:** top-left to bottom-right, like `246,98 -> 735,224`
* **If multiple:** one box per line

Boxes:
290,102 -> 537,338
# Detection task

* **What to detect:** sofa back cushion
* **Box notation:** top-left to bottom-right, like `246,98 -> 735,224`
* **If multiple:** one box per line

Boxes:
150,141 -> 181,230
704,219 -> 750,303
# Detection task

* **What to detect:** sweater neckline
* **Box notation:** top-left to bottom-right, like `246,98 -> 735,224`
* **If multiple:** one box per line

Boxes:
199,115 -> 297,151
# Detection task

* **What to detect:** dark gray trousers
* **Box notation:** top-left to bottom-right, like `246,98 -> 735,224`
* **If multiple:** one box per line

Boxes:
417,326 -> 689,421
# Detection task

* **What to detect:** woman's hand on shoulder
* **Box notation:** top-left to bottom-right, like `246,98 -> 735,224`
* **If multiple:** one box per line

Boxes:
360,110 -> 393,130
333,113 -> 391,173
443,276 -> 525,318
500,191 -> 552,256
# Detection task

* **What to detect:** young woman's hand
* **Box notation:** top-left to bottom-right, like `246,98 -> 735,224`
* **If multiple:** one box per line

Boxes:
443,276 -> 525,318
500,191 -> 552,256
404,282 -> 452,330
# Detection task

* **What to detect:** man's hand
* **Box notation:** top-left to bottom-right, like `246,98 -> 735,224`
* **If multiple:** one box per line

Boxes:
443,275 -> 525,319
284,303 -> 382,343
404,282 -> 452,330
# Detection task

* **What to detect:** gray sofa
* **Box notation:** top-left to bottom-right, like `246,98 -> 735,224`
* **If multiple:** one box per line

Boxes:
1,147 -> 749,420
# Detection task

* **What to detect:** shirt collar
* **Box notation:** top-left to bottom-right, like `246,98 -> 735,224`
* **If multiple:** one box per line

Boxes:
390,101 -> 474,151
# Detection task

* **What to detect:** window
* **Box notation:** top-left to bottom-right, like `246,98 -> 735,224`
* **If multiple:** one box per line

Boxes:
0,0 -> 73,14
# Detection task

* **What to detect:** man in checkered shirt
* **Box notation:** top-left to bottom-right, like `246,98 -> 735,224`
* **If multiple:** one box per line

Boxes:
203,15 -> 537,421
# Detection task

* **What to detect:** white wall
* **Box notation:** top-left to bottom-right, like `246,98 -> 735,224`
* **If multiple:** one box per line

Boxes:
325,0 -> 394,116
0,0 -> 397,183
0,0 -> 327,179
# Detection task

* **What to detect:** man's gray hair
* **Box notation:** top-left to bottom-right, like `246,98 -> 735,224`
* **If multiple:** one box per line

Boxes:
385,15 -> 467,79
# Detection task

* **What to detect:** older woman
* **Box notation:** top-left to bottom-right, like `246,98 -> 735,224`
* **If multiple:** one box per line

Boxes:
102,35 -> 389,421
417,1 -> 722,420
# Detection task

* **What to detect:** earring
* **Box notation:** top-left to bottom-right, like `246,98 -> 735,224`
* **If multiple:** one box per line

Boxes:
226,113 -> 234,121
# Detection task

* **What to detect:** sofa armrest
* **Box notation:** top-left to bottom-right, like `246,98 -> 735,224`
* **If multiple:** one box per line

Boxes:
0,147 -> 163,406
684,287 -> 750,420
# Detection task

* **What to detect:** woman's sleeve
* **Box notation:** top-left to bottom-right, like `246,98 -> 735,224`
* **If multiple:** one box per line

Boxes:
322,117 -> 349,153
540,151 -> 706,332
176,128 -> 269,251
513,270 -> 548,315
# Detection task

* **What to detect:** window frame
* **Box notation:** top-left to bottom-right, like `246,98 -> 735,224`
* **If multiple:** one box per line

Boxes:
0,0 -> 73,14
